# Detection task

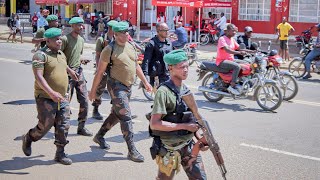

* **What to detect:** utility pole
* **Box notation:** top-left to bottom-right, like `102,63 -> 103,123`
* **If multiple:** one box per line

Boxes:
137,0 -> 141,40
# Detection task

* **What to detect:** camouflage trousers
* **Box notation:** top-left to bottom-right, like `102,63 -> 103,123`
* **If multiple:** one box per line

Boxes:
27,97 -> 70,147
92,74 -> 108,107
68,66 -> 89,122
98,77 -> 134,143
157,141 -> 207,180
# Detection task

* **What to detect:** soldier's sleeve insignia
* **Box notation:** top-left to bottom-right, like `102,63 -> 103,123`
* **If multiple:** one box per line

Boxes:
32,52 -> 46,69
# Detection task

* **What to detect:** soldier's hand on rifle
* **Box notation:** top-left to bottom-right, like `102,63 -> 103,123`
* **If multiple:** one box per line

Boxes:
68,69 -> 79,81
185,123 -> 200,132
49,91 -> 66,103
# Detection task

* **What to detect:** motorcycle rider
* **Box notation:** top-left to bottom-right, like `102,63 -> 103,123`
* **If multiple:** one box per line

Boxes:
171,22 -> 188,49
303,23 -> 320,79
142,22 -> 173,86
216,24 -> 254,95
235,26 -> 257,59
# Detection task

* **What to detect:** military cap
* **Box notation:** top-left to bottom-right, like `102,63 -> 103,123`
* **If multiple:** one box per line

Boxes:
107,20 -> 118,27
163,49 -> 187,65
44,28 -> 62,39
112,21 -> 129,32
46,15 -> 58,22
69,17 -> 84,24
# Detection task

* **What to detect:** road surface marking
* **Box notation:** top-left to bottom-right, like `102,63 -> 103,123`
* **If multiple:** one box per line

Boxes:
292,99 -> 320,107
240,143 -> 320,162
0,57 -> 23,63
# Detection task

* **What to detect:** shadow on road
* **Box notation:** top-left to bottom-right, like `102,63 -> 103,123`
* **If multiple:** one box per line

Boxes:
3,99 -> 35,105
0,155 -> 53,175
18,60 -> 32,65
0,147 -> 127,175
298,78 -> 320,84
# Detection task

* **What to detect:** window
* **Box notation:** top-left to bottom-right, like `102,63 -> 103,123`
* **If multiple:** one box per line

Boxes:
289,0 -> 319,23
94,0 -> 113,16
203,0 -> 232,20
238,0 -> 271,21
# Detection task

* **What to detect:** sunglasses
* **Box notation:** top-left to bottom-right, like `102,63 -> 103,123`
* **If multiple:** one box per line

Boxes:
119,30 -> 128,34
159,29 -> 169,32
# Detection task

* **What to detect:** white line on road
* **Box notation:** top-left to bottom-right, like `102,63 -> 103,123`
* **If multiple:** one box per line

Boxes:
240,143 -> 320,162
291,99 -> 320,107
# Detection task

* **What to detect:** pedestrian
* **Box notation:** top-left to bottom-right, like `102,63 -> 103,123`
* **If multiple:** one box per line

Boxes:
91,20 -> 117,120
6,13 -> 16,43
32,15 -> 59,51
171,22 -> 188,48
78,5 -> 84,19
302,24 -> 320,79
37,9 -> 49,30
88,21 -> 152,162
141,22 -> 173,87
15,14 -> 23,43
173,11 -> 183,29
61,17 -> 93,136
214,12 -> 227,36
149,49 -> 207,179
276,17 -> 295,62
157,12 -> 166,23
32,12 -> 38,33
83,6 -> 91,41
96,19 -> 105,39
22,28 -> 78,165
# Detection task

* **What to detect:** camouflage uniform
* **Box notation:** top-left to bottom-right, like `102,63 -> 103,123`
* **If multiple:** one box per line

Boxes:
92,74 -> 108,107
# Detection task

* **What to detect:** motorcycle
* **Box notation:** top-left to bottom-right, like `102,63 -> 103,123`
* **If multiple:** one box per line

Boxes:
199,24 -> 219,46
197,53 -> 283,111
260,41 -> 299,101
169,35 -> 199,66
295,26 -> 313,51
288,45 -> 320,78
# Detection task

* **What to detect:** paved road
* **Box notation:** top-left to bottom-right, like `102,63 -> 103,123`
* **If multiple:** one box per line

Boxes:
0,40 -> 319,180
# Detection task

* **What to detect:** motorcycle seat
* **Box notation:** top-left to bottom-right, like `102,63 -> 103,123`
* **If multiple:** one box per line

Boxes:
200,61 -> 230,73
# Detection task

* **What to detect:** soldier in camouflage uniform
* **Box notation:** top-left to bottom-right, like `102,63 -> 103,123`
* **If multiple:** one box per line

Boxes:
61,17 -> 93,136
89,21 -> 152,162
32,15 -> 59,49
150,50 -> 207,179
91,20 -> 117,120
22,28 -> 78,165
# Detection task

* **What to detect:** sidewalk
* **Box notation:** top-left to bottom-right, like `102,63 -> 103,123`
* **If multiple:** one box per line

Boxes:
0,24 -> 299,69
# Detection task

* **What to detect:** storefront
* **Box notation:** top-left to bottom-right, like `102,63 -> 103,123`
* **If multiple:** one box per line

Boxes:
232,0 -> 320,35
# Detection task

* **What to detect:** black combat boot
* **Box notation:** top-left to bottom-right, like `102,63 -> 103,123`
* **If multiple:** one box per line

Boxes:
77,121 -> 93,136
93,129 -> 110,150
120,121 -> 144,162
92,106 -> 103,120
22,133 -> 32,156
54,146 -> 72,165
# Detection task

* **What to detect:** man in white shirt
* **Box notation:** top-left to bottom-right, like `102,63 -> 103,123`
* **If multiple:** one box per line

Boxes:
215,12 -> 227,36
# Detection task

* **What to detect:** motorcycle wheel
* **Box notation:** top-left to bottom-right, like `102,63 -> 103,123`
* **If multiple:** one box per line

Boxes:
186,49 -> 197,66
254,82 -> 283,111
140,81 -> 155,101
288,58 -> 306,78
202,73 -> 224,102
278,74 -> 298,101
200,34 -> 209,46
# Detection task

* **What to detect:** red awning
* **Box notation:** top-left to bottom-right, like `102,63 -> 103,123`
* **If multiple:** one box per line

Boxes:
68,0 -> 106,3
152,0 -> 203,8
201,0 -> 232,8
35,0 -> 68,5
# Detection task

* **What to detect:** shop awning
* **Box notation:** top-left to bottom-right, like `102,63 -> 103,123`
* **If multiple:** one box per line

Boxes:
151,0 -> 203,8
67,0 -> 106,3
35,0 -> 69,5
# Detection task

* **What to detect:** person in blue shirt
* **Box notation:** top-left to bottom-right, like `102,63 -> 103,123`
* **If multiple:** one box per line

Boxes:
171,22 -> 188,48
37,9 -> 49,29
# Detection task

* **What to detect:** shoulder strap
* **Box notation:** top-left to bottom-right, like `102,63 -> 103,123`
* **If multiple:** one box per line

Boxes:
106,41 -> 115,75
161,80 -> 181,99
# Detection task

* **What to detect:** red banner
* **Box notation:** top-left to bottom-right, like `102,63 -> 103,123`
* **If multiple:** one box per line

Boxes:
152,0 -> 203,7
202,0 -> 232,7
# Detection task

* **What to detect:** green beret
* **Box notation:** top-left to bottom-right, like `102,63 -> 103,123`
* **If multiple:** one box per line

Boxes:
69,17 -> 84,24
44,28 -> 62,39
164,49 -> 187,65
46,15 -> 58,22
112,21 -> 129,32
107,20 -> 118,27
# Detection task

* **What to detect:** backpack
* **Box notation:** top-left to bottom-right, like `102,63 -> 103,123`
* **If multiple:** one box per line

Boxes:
7,18 -> 12,28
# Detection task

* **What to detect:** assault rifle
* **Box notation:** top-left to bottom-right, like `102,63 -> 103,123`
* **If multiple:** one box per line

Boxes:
181,93 -> 227,180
